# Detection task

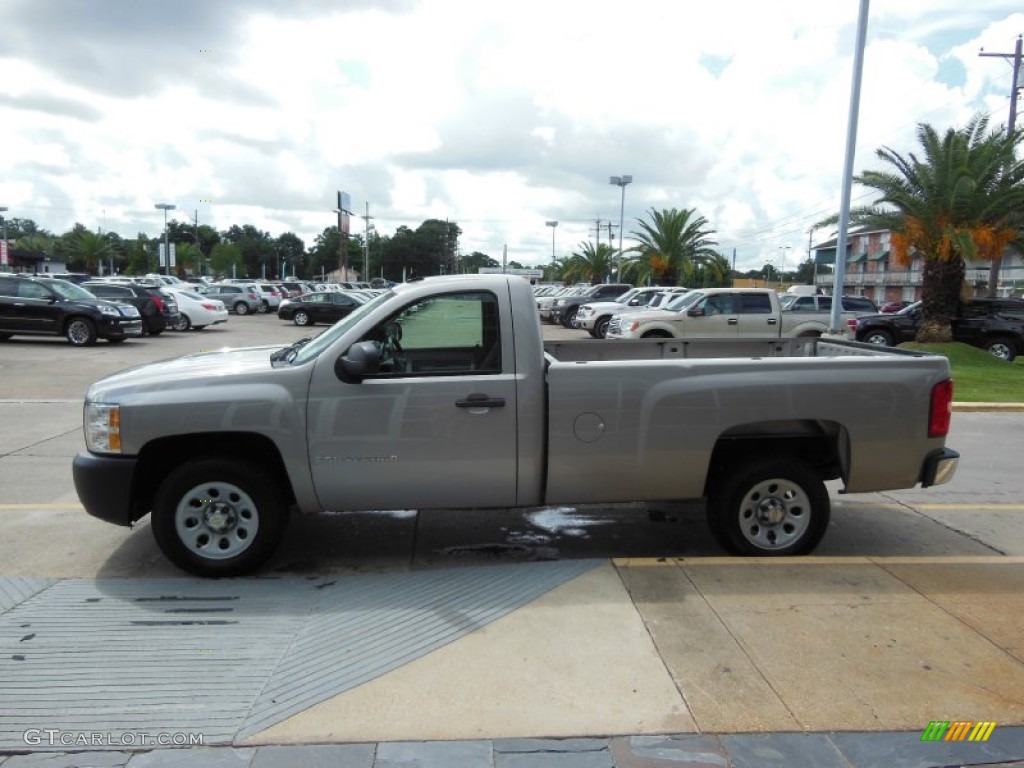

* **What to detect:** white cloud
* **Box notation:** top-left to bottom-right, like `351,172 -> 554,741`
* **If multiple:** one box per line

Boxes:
0,0 -> 1020,272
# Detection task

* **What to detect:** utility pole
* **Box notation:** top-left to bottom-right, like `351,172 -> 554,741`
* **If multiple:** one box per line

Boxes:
592,217 -> 606,245
361,202 -> 374,281
605,221 -> 618,248
979,35 -> 1022,297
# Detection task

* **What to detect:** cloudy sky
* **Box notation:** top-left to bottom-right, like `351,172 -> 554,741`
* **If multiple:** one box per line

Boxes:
1,0 -> 1022,272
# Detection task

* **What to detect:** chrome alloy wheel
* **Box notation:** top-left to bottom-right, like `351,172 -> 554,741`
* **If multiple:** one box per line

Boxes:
736,476 -> 811,550
174,480 -> 260,560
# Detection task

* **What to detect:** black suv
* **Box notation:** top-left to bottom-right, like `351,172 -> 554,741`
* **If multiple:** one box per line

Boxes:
550,283 -> 633,327
0,275 -> 144,346
82,281 -> 180,335
853,298 -> 1024,361
781,294 -> 879,313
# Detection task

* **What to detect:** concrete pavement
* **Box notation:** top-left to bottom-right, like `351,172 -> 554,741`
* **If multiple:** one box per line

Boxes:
2,318 -> 1024,767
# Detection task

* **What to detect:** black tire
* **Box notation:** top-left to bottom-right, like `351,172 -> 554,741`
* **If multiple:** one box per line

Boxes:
707,456 -> 830,556
176,314 -> 192,331
641,330 -> 672,338
257,301 -> 269,314
65,317 -> 98,346
149,326 -> 164,336
151,458 -> 290,577
595,317 -> 611,339
861,329 -> 893,346
982,336 -> 1017,362
293,310 -> 312,327
234,302 -> 250,316
194,325 -> 207,330
560,311 -> 575,328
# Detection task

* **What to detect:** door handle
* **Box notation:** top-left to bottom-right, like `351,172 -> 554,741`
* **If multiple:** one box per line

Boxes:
767,318 -> 778,325
456,393 -> 506,408
728,318 -> 738,325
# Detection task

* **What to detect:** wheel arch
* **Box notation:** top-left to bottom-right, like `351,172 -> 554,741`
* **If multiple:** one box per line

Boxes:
703,419 -> 848,497
131,432 -> 296,523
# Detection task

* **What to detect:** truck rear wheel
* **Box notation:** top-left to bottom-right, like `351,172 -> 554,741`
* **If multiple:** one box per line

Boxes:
151,458 -> 289,576
707,456 -> 829,556
982,336 -> 1016,362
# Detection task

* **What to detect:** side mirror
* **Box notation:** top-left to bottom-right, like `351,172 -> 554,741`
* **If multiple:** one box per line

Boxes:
335,341 -> 381,383
687,307 -> 706,317
627,298 -> 641,306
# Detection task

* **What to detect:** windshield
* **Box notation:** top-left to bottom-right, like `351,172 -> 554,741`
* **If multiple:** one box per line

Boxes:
666,291 -> 700,310
289,290 -> 393,365
50,280 -> 102,301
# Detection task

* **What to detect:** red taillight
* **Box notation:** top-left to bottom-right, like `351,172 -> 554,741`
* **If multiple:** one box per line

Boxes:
151,295 -> 165,312
202,302 -> 217,310
929,379 -> 954,437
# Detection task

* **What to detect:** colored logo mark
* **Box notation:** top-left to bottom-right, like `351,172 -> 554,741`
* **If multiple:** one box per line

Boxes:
921,721 -> 996,742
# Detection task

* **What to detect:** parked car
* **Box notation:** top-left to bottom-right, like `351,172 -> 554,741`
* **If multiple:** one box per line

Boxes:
277,291 -> 368,326
82,281 -> 180,336
881,300 -> 913,313
0,274 -> 143,345
257,283 -> 284,312
202,283 -> 261,315
163,288 -> 229,331
852,298 -> 1024,361
577,286 -> 689,338
550,283 -> 633,327
779,294 -> 879,314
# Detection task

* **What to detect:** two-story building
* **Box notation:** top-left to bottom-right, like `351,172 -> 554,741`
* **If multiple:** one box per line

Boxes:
812,227 -> 1024,302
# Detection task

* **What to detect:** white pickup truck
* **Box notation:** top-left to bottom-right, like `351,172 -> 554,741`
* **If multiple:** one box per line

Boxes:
73,275 -> 959,576
606,287 -> 857,339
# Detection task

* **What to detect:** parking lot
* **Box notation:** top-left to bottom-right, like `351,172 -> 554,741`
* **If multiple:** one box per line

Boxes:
1,312 -> 1024,764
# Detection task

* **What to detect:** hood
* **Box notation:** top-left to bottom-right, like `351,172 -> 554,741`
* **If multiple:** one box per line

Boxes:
86,345 -> 283,402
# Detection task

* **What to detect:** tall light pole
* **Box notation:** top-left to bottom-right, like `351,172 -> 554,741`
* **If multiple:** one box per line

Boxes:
609,175 -> 632,279
779,245 -> 791,285
545,220 -> 558,270
154,203 -> 175,275
0,206 -> 7,272
361,202 -> 374,281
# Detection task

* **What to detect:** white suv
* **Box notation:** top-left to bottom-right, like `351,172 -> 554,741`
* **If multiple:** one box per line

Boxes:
577,287 -> 689,338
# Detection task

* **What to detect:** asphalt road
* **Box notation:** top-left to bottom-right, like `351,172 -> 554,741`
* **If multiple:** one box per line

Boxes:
0,311 -> 1020,577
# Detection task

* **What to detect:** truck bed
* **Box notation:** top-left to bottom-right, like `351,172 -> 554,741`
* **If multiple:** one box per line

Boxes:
543,336 -> 926,362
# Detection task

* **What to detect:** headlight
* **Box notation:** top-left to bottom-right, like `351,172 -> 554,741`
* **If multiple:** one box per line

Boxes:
85,402 -> 121,454
553,299 -> 563,307
119,305 -> 140,317
100,304 -> 119,317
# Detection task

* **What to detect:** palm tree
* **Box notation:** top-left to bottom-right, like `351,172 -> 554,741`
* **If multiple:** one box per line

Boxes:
622,207 -> 718,286
850,114 -> 1024,342
695,252 -> 734,287
65,230 -> 113,275
564,242 -> 615,284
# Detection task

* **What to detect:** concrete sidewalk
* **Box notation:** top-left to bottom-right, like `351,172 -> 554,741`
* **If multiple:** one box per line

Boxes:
2,558 -> 1023,767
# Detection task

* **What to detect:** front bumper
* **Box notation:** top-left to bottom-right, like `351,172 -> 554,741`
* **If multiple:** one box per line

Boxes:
920,447 -> 959,488
100,318 -> 144,339
72,451 -> 141,526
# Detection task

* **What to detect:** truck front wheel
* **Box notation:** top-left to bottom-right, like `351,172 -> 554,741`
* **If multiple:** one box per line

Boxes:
707,457 -> 829,556
151,458 -> 289,577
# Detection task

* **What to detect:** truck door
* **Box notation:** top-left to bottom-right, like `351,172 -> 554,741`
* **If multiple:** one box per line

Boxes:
683,293 -> 740,336
306,289 -> 519,511
733,292 -> 779,336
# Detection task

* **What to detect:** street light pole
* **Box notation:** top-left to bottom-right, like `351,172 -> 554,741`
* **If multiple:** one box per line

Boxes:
154,203 -> 176,276
779,245 -> 791,286
609,175 -> 632,279
0,206 -> 7,272
545,220 -> 558,271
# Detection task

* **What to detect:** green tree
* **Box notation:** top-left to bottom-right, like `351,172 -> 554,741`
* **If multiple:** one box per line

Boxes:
275,232 -> 306,278
210,242 -> 243,278
64,228 -> 113,275
622,208 -> 718,286
564,242 -> 615,284
849,114 -> 1024,341
691,252 -> 733,287
460,251 -> 499,273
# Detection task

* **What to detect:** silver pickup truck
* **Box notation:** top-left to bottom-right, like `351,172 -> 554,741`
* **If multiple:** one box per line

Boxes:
73,275 -> 959,576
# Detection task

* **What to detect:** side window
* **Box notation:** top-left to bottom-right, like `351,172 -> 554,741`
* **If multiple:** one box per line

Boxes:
0,277 -> 15,297
702,295 -> 734,315
18,282 -> 51,300
363,291 -> 501,376
739,294 -> 773,314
